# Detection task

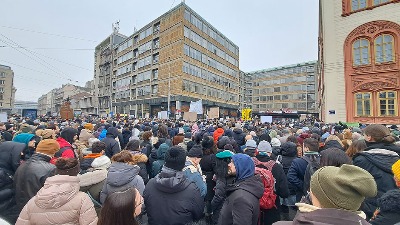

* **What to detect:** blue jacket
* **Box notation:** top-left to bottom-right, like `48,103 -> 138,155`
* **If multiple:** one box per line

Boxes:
287,157 -> 308,198
183,159 -> 207,198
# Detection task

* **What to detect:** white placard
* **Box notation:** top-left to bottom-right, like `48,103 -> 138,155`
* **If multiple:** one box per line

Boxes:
260,116 -> 273,123
0,112 -> 7,122
160,111 -> 168,119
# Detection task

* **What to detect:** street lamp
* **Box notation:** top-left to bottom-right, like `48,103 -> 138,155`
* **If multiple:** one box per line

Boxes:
167,57 -> 171,117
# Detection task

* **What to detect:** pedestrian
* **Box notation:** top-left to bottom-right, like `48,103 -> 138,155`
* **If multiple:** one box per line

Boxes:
370,189 -> 400,225
346,139 -> 367,158
144,146 -> 205,225
102,127 -> 122,158
80,141 -> 106,173
54,127 -> 78,163
125,139 -> 149,184
183,144 -> 207,198
219,153 -> 264,225
16,157 -> 98,225
151,142 -> 170,178
12,133 -> 36,160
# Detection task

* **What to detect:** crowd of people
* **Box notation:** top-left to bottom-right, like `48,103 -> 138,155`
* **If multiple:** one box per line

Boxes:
0,116 -> 400,225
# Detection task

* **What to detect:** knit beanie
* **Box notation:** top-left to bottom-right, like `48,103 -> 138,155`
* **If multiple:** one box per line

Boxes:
55,157 -> 80,176
188,144 -> 203,158
392,159 -> 400,181
13,133 -> 35,146
35,129 -> 55,139
258,140 -> 272,153
91,155 -> 111,170
245,140 -> 257,149
84,123 -> 94,131
165,146 -> 186,171
36,139 -> 60,156
271,138 -> 281,147
310,164 -> 377,211
79,129 -> 94,142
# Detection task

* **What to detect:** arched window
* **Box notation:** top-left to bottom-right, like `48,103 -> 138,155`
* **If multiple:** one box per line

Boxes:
353,39 -> 370,66
351,0 -> 367,10
375,34 -> 395,63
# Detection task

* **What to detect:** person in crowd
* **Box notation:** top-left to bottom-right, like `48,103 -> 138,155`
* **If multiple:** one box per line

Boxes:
125,139 -> 149,184
183,144 -> 207,198
151,143 -> 170,178
370,189 -> 400,225
219,153 -> 264,225
255,140 -> 289,225
274,164 -> 377,225
75,128 -> 94,160
341,129 -> 353,151
319,147 -> 352,167
80,141 -> 106,173
54,127 -> 78,163
144,146 -> 204,225
13,133 -> 36,160
279,129 -> 292,144
102,127 -> 122,158
121,125 -> 132,148
393,159 -> 400,188
16,158 -> 98,225
0,123 -> 14,141
213,124 -> 225,143
98,188 -> 142,225
243,139 -> 258,156
353,124 -> 400,219
0,141 -> 26,224
35,129 -> 56,140
346,139 -> 367,158
287,135 -> 303,157
14,139 -> 59,213
178,131 -> 193,151
232,123 -> 246,148
322,135 -> 344,151
271,137 -> 282,159
287,138 -> 320,201
172,128 -> 185,146
100,150 -> 145,204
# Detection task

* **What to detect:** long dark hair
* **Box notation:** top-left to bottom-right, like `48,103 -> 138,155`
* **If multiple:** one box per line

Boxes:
98,188 -> 139,225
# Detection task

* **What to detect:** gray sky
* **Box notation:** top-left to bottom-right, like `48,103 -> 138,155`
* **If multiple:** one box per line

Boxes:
0,0 -> 318,102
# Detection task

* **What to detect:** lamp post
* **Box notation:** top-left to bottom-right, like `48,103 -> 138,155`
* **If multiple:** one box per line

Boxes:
167,57 -> 171,118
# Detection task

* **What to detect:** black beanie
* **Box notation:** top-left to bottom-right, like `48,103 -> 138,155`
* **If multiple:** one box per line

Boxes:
165,146 -> 186,171
188,144 -> 203,158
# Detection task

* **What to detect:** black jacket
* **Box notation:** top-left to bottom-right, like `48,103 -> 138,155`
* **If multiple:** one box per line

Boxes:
103,127 -> 121,158
13,153 -> 56,211
0,142 -> 25,223
281,142 -> 298,195
219,175 -> 264,225
232,128 -> 246,147
370,189 -> 400,225
122,129 -> 132,147
322,140 -> 344,151
144,167 -> 204,225
1,131 -> 13,142
200,154 -> 217,201
353,147 -> 400,219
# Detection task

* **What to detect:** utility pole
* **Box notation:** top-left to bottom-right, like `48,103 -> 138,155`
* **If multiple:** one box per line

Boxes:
167,58 -> 171,118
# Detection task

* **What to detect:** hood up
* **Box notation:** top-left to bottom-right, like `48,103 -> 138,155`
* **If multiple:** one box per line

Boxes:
106,127 -> 119,138
154,166 -> 191,193
107,162 -> 140,187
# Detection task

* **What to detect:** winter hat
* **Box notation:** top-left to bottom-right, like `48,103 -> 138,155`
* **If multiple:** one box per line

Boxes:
88,138 -> 100,147
184,132 -> 192,139
269,130 -> 278,139
5,123 -> 13,131
178,128 -> 185,134
201,136 -> 214,150
55,157 -> 80,176
36,139 -> 60,156
79,129 -> 94,142
157,143 -> 170,159
35,129 -> 55,139
231,153 -> 255,181
216,150 -> 234,159
84,123 -> 94,131
188,144 -> 203,158
310,164 -> 377,211
392,159 -> 400,181
271,138 -> 281,147
13,133 -> 35,146
165,146 -> 186,171
91,155 -> 111,170
245,139 -> 257,149
258,140 -> 272,153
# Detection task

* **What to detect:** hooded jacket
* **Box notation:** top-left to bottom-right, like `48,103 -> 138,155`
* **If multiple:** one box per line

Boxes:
322,140 -> 344,151
13,133 -> 35,160
232,128 -> 246,147
100,162 -> 144,204
129,151 -> 149,184
151,143 -> 169,178
79,168 -> 108,204
14,153 -> 56,212
144,167 -> 205,225
54,137 -> 76,161
16,175 -> 98,225
353,147 -> 400,219
102,127 -> 121,158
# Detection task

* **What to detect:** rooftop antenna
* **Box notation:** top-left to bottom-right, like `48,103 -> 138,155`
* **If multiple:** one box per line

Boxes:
112,20 -> 120,33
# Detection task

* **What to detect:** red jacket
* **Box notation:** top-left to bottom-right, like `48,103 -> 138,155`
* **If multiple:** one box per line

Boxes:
50,137 -> 75,164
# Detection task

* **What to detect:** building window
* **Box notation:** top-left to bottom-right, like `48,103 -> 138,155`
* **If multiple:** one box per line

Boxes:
353,39 -> 370,66
355,92 -> 372,116
351,0 -> 367,11
375,34 -> 394,63
373,0 -> 390,5
378,91 -> 397,116
0,80 -> 4,85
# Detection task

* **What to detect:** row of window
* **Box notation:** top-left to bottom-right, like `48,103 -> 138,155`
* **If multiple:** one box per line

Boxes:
116,23 -> 160,54
117,51 -> 134,65
0,72 -> 6,78
351,0 -> 391,11
250,65 -> 316,80
253,102 -> 316,111
184,10 -> 239,56
183,43 -> 238,78
182,62 -> 238,90
137,55 -> 153,69
253,93 -> 316,102
355,91 -> 398,116
113,78 -> 131,91
253,75 -> 315,86
184,27 -> 239,68
353,34 -> 395,66
0,80 -> 4,85
182,80 -> 237,102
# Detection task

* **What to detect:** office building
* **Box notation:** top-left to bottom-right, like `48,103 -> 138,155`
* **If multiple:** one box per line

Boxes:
0,64 -> 16,113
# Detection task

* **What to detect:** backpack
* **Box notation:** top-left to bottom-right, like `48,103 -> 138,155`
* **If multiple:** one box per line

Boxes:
253,157 -> 277,210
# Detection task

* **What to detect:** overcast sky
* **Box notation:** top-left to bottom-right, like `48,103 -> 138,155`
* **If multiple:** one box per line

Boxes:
0,0 -> 318,102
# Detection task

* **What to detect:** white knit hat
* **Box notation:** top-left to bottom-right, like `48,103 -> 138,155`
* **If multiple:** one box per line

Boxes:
271,138 -> 281,147
91,155 -> 111,170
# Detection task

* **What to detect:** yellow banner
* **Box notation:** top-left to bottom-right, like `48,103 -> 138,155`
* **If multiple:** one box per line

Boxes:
242,109 -> 252,121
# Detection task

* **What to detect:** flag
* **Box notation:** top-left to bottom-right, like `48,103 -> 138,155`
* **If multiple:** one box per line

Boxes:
189,99 -> 203,114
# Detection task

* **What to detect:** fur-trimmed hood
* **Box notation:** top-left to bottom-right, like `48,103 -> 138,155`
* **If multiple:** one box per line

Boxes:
129,151 -> 148,164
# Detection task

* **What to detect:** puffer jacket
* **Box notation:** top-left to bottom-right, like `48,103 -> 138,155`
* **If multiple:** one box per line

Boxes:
144,166 -> 205,225
16,175 -> 98,225
79,169 -> 108,204
100,162 -> 144,204
14,153 -> 56,212
0,142 -> 25,224
102,127 -> 121,158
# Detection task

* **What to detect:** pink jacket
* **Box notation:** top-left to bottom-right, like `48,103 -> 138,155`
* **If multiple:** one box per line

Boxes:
16,175 -> 98,225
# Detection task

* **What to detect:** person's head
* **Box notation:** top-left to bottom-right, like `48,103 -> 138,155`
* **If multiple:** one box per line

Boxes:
35,129 -> 56,140
310,164 -> 377,211
60,127 -> 78,144
271,138 -> 281,147
229,153 -> 255,180
364,124 -> 396,144
303,138 -> 319,153
98,188 -> 140,225
111,150 -> 134,164
392,159 -> 400,188
13,133 -> 36,148
35,139 -> 60,157
346,139 -> 367,158
157,125 -> 168,138
92,141 -> 106,154
55,157 -> 80,176
201,135 -> 215,155
164,146 -> 186,171
325,135 -> 344,147
84,123 -> 94,131
286,135 -> 299,145
141,131 -> 152,141
187,145 -> 203,164
320,148 -> 352,167
245,134 -> 253,141
125,140 -> 140,152
257,140 -> 272,156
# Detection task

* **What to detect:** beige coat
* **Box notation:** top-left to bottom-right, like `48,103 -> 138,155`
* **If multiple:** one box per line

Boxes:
16,175 -> 98,225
